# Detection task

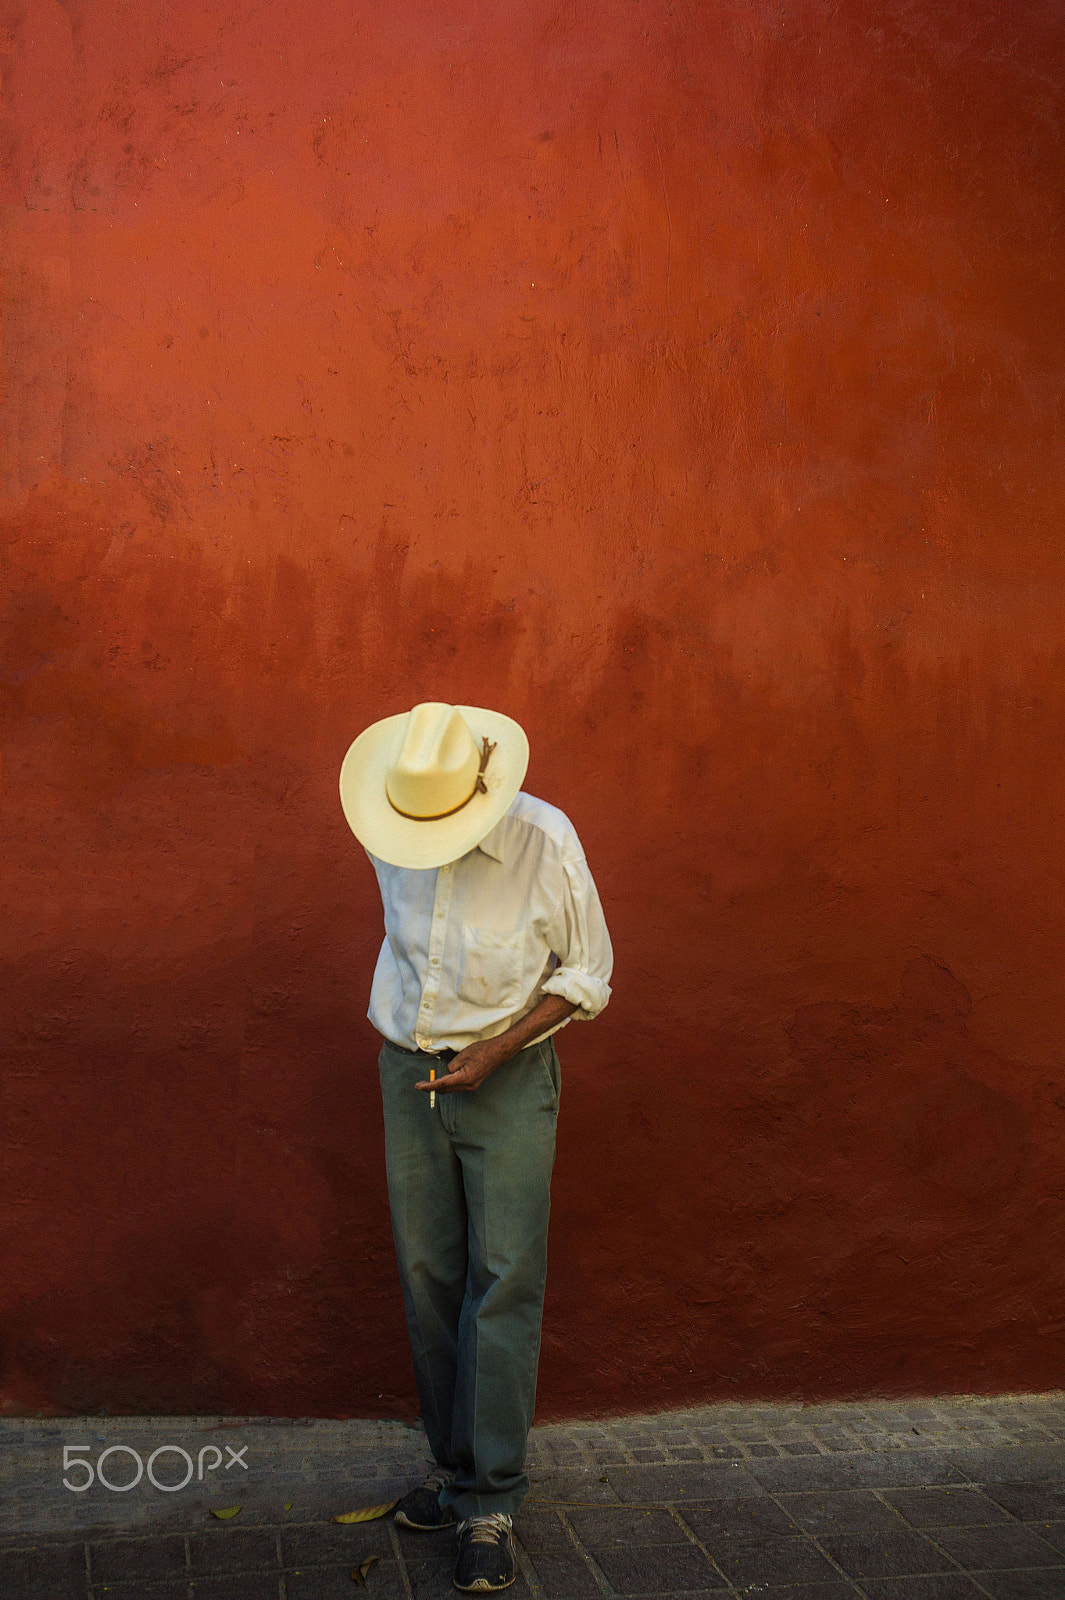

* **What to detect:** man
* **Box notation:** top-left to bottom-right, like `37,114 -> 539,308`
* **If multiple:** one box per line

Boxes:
339,701 -> 613,1592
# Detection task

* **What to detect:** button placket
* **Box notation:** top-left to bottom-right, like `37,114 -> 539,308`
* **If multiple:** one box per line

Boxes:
415,865 -> 454,1052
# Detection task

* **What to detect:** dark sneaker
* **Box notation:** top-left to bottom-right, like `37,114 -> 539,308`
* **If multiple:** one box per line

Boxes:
452,1513 -> 516,1592
394,1464 -> 456,1530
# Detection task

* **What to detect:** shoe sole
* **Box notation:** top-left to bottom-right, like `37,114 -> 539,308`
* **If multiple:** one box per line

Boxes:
394,1510 -> 456,1531
452,1578 -> 516,1593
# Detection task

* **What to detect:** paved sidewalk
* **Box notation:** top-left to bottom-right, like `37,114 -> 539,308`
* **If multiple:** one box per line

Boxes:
2,1396 -> 1065,1596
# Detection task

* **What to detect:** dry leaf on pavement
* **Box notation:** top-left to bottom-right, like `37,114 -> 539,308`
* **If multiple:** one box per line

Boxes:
334,1501 -> 397,1523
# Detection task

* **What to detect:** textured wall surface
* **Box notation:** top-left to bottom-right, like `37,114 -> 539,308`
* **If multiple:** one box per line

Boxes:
2,0 -> 1064,1417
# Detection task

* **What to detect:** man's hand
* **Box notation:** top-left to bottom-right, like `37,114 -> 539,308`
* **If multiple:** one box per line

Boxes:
415,1038 -> 508,1095
414,994 -> 578,1095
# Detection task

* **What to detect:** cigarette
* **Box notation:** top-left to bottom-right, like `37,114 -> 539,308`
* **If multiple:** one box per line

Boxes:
430,1067 -> 436,1109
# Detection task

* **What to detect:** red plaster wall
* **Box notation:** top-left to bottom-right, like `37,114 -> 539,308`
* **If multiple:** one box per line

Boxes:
2,0 -> 1064,1418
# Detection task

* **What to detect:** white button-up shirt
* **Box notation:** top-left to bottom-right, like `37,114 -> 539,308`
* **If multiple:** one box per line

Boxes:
367,792 -> 613,1052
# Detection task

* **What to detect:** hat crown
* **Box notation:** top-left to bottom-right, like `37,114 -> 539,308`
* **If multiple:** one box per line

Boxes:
339,701 -> 529,868
386,703 -> 482,819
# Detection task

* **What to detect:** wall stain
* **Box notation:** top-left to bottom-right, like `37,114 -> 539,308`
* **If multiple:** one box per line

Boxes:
1,0 -> 1064,1414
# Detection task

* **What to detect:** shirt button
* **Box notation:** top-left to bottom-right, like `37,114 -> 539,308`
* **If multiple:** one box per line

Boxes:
431,958 -> 440,967
441,865 -> 450,874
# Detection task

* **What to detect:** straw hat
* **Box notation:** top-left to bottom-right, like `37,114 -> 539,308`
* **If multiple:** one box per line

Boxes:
339,702 -> 530,869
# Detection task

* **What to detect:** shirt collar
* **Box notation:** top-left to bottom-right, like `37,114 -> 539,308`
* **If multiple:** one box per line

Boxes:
475,818 -> 507,864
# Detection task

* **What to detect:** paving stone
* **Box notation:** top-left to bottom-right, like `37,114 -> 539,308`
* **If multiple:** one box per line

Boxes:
880,1487 -> 1015,1527
978,1574 -> 1065,1600
527,1470 -> 619,1505
859,1578 -> 989,1598
0,1540 -> 88,1598
709,1532 -> 844,1587
88,1585 -> 189,1599
90,1534 -> 189,1583
284,1562 -> 406,1600
738,1588 -> 856,1600
982,1481 -> 1065,1521
187,1529 -> 279,1573
403,1554 -> 462,1599
818,1530 -> 956,1578
606,1464 -> 761,1503
6,1398 -> 1065,1592
748,1453 -> 968,1494
512,1508 -> 573,1553
392,1521 -> 457,1560
279,1523 -> 393,1566
187,1579 -> 282,1600
945,1444 -> 1065,1483
591,1540 -> 726,1593
777,1490 -> 909,1534
1030,1520 -> 1065,1555
932,1522 -> 1064,1570
680,1497 -> 800,1543
526,1551 -> 604,1597
568,1507 -> 687,1547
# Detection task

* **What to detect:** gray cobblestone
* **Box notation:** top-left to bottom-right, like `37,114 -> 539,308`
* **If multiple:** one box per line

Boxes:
1,1403 -> 1064,1598
1,1393 -> 1062,1541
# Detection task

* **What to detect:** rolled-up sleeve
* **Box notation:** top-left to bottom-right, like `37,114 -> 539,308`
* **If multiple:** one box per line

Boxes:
541,851 -> 613,1019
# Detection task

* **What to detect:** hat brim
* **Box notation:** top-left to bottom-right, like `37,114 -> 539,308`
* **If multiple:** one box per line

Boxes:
339,705 -> 530,869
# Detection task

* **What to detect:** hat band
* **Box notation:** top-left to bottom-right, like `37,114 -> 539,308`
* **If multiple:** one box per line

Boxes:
386,736 -> 497,823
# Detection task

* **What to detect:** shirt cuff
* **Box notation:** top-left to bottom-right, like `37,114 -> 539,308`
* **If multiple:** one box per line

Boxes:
541,967 -> 612,1020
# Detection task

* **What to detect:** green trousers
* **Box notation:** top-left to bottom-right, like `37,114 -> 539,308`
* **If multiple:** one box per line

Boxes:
378,1035 -> 561,1518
